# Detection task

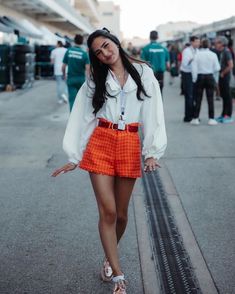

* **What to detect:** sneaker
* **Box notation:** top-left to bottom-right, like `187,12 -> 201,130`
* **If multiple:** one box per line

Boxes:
100,259 -> 113,282
113,276 -> 127,294
208,119 -> 218,126
222,116 -> 234,124
190,118 -> 200,125
215,116 -> 223,123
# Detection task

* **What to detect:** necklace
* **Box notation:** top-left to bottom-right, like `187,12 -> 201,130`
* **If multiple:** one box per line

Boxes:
110,69 -> 128,87
116,70 -> 127,81
117,72 -> 124,78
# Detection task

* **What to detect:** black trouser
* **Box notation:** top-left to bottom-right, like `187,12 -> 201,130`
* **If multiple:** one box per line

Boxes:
219,76 -> 232,117
194,74 -> 215,119
180,71 -> 184,95
181,71 -> 196,121
154,71 -> 164,93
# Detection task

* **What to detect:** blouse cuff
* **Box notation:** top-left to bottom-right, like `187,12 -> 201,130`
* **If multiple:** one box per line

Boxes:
144,153 -> 158,161
68,158 -> 79,165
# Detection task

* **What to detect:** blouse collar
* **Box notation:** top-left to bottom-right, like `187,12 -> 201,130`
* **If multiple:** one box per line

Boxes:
105,70 -> 137,93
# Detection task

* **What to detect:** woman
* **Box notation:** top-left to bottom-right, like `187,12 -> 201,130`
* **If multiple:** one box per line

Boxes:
52,28 -> 167,294
169,44 -> 179,85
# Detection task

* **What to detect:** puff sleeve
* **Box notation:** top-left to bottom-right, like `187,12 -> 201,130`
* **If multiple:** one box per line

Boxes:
63,81 -> 97,164
140,69 -> 167,160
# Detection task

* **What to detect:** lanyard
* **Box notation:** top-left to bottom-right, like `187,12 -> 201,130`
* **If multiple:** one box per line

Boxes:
120,89 -> 126,116
109,70 -> 127,118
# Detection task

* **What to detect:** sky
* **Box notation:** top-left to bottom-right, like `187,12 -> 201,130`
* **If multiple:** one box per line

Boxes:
99,0 -> 235,38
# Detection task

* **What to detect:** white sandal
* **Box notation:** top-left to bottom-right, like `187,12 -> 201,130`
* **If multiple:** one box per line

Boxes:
112,275 -> 127,294
100,259 -> 113,282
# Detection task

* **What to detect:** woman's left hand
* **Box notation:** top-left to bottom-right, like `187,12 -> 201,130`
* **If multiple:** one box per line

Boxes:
144,157 -> 161,172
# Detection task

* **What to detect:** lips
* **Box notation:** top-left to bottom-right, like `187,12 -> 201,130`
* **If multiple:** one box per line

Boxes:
106,55 -> 113,60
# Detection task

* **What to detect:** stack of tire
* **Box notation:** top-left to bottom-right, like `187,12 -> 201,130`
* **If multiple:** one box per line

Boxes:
12,44 -> 35,88
35,45 -> 55,78
0,44 -> 10,90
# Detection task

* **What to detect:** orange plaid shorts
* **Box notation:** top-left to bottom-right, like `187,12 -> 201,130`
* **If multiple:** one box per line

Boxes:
79,119 -> 141,178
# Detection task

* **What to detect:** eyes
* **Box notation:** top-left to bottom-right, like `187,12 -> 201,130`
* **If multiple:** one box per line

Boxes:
95,43 -> 110,56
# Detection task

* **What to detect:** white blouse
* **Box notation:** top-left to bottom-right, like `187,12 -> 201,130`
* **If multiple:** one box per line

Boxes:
63,63 -> 167,164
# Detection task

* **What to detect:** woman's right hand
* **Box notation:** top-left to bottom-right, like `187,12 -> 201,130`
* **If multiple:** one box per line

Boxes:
51,162 -> 77,177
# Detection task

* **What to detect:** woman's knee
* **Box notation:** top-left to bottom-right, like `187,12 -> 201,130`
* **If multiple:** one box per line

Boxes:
100,209 -> 117,224
116,213 -> 128,225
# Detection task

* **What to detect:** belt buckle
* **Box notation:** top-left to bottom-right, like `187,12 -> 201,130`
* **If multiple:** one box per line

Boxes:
109,122 -> 115,130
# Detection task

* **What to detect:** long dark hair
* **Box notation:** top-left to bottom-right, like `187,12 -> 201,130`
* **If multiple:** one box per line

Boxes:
87,28 -> 150,115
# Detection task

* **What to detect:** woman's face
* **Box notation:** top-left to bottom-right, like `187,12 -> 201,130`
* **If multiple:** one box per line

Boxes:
91,36 -> 120,65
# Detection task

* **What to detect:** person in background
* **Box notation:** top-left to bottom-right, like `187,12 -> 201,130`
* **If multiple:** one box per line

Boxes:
50,41 -> 68,104
178,43 -> 190,95
180,36 -> 200,122
228,39 -> 235,65
191,38 -> 221,125
127,42 -> 139,58
62,34 -> 90,111
141,30 -> 170,93
126,42 -> 133,55
228,39 -> 235,101
215,36 -> 234,123
210,41 -> 222,101
228,39 -> 235,75
168,44 -> 179,85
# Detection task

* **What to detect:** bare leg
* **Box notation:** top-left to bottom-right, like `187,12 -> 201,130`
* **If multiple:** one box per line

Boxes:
89,173 -> 122,276
114,177 -> 136,243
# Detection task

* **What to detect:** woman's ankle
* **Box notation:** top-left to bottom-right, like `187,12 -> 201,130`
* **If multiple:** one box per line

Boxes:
112,270 -> 124,277
112,274 -> 125,283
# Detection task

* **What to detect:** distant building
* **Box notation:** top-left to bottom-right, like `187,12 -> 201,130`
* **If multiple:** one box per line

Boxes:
192,16 -> 235,50
156,21 -> 200,42
98,1 -> 121,39
123,37 -> 148,48
74,0 -> 100,28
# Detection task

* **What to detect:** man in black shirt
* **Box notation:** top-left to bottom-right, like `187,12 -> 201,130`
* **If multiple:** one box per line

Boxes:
215,36 -> 234,123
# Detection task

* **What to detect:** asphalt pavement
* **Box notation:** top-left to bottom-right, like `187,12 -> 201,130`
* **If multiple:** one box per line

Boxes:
0,81 -> 146,294
161,74 -> 235,294
0,75 -> 234,294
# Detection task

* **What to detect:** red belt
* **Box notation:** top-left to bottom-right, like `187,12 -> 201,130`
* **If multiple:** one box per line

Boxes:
98,120 -> 139,132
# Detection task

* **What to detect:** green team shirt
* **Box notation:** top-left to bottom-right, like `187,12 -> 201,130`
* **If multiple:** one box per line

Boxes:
63,46 -> 89,80
141,41 -> 169,72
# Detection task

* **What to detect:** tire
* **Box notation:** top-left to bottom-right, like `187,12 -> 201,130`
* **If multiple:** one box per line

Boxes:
13,53 -> 35,64
40,64 -> 53,77
13,72 -> 31,81
38,55 -> 50,62
13,54 -> 29,64
13,77 -> 27,84
36,45 -> 55,62
0,44 -> 10,65
0,69 -> 10,84
13,64 -> 35,73
40,45 -> 55,52
0,65 -> 8,71
12,44 -> 34,53
13,72 -> 26,79
13,64 -> 30,71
